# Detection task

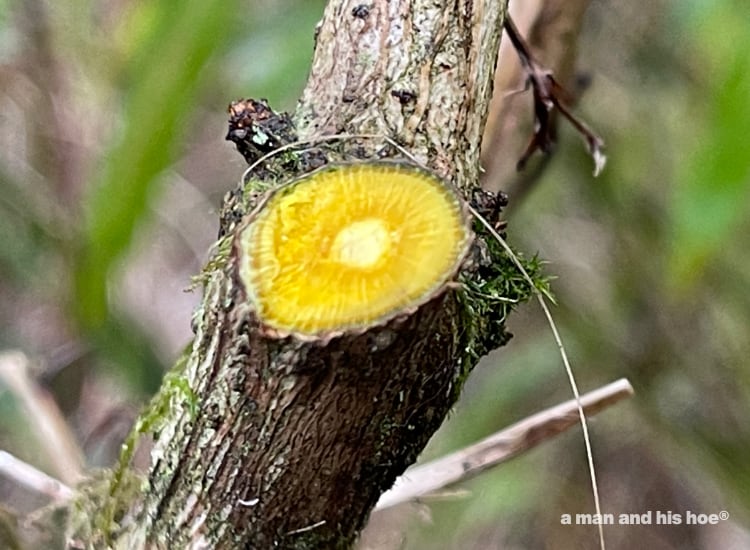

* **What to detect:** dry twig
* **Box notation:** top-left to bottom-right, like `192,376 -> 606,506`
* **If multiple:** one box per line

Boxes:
375,378 -> 633,511
0,450 -> 73,503
481,0 -> 600,198
0,351 -> 84,485
503,16 -> 605,177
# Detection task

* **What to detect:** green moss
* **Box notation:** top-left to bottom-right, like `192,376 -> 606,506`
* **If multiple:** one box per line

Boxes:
192,235 -> 234,287
112,349 -> 193,483
243,175 -> 278,198
68,469 -> 143,547
458,223 -> 550,383
87,348 -> 196,544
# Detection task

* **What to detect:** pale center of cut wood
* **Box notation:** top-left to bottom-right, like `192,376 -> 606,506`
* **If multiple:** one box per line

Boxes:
330,218 -> 391,268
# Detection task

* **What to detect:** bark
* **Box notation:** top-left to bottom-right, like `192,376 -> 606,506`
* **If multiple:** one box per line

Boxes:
67,1 -> 545,548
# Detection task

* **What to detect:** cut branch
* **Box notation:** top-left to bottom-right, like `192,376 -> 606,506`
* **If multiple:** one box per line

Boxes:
53,0 -> 618,547
69,2 -> 548,549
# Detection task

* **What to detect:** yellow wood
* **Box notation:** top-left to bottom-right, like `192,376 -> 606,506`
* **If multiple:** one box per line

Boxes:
239,163 -> 469,335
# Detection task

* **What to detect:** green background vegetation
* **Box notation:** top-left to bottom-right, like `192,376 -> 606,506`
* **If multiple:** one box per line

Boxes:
0,1 -> 748,548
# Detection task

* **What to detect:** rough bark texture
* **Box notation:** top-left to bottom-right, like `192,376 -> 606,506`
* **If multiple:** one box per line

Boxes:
66,1 -> 543,549
295,0 -> 503,188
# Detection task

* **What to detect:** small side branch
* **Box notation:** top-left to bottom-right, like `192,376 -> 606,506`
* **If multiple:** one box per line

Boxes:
375,378 -> 633,511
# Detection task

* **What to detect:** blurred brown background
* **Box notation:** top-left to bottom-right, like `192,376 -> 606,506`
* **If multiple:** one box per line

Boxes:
1,0 -> 749,548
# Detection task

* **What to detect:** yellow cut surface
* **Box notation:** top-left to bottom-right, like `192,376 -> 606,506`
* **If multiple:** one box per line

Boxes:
239,163 -> 469,335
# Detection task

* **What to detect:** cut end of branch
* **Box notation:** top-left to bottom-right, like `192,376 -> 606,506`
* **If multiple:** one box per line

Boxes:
237,162 -> 471,337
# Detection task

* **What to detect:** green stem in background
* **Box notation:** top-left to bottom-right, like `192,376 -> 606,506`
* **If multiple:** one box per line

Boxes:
74,0 -> 242,328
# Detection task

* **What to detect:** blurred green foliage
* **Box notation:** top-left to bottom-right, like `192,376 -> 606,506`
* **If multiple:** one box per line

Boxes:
77,0 -> 242,326
73,0 -> 245,389
669,0 -> 750,288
